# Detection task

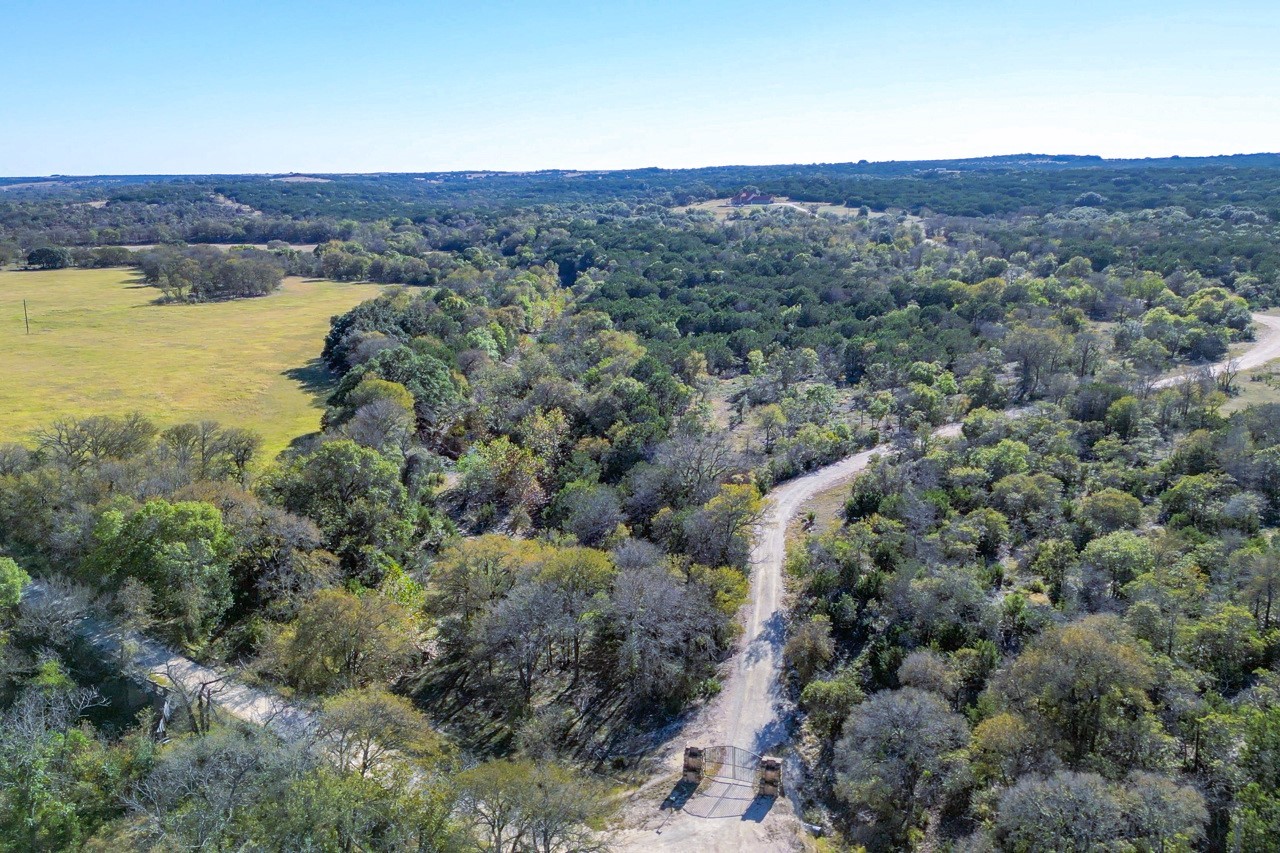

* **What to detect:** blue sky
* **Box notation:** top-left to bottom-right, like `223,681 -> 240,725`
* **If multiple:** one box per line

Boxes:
3,0 -> 1278,174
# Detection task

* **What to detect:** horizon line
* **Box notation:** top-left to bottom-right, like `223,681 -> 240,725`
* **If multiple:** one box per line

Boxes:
7,151 -> 1280,182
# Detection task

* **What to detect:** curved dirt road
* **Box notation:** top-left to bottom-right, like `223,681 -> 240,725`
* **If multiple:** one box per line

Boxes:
613,312 -> 1280,851
1154,312 -> 1280,387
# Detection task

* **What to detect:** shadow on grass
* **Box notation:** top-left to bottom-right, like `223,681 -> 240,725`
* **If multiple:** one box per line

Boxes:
284,358 -> 338,400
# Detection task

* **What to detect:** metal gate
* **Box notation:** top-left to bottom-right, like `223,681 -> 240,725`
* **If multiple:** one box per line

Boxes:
701,745 -> 761,785
682,745 -> 763,819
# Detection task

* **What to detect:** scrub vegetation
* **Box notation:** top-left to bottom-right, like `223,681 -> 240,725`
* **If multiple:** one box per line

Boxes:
4,156 -> 1280,849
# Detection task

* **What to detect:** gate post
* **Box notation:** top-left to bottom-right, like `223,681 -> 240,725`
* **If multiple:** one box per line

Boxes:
758,755 -> 782,797
682,745 -> 704,784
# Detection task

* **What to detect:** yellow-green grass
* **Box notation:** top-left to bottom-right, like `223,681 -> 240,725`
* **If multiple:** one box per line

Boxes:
1222,366 -> 1280,415
0,268 -> 384,458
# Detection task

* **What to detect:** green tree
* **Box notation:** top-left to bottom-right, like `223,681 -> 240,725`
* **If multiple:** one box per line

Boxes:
997,615 -> 1154,766
971,439 -> 1031,481
455,759 -> 608,853
1232,705 -> 1280,847
971,712 -> 1038,786
1081,531 -> 1155,602
86,500 -> 235,643
263,440 -> 415,580
0,557 -> 30,609
1105,395 -> 1143,439
753,403 -> 787,453
270,588 -> 417,694
243,765 -> 459,853
317,687 -> 442,777
1231,784 -> 1280,853
332,345 -> 460,439
1161,473 -> 1235,530
426,535 -> 547,633
1078,488 -> 1143,535
457,435 -> 547,522
1124,559 -> 1207,657
26,246 -> 73,269
538,547 -> 616,678
1029,538 -> 1079,603
1180,603 -> 1264,691
683,482 -> 763,569
799,670 -> 863,739
0,688 -> 147,851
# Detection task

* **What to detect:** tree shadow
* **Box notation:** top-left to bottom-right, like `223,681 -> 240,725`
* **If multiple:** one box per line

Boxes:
123,274 -> 157,291
660,780 -> 698,812
752,713 -> 795,756
284,358 -> 338,401
743,610 -> 787,666
741,795 -> 775,823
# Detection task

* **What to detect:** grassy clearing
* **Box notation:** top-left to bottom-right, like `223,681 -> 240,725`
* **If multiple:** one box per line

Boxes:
1222,365 -> 1280,415
787,478 -> 850,550
678,196 -> 920,224
0,268 -> 383,458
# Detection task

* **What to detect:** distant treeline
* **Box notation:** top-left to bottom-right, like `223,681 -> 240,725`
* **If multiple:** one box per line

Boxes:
9,157 -> 1280,313
136,245 -> 285,301
6,154 -> 1280,226
20,242 -> 287,302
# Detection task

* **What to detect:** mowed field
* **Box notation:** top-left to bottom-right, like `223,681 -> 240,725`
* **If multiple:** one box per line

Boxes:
0,268 -> 383,458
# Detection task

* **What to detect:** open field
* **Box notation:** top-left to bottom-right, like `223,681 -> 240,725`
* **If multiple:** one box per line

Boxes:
0,268 -> 383,458
678,196 -> 921,225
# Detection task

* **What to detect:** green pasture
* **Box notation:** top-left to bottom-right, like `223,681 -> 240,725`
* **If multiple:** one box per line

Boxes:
0,268 -> 383,458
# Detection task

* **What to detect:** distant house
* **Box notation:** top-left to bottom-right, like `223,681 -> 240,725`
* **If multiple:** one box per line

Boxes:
729,189 -> 775,206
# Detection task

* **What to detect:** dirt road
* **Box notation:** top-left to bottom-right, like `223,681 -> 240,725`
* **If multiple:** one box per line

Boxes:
1153,313 -> 1280,387
24,581 -> 314,740
612,312 -> 1280,851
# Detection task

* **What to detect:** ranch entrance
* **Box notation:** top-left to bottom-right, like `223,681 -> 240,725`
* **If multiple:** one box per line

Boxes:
674,745 -> 782,819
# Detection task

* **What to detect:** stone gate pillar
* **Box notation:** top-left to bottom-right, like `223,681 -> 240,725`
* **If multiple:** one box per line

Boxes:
759,755 -> 782,797
682,745 -> 704,784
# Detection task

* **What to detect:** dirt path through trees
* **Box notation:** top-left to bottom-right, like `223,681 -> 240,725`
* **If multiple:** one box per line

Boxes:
24,581 -> 314,739
612,312 -> 1280,851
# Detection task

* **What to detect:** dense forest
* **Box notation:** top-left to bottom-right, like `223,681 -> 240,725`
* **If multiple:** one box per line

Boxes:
789,393 -> 1280,849
3,155 -> 1280,849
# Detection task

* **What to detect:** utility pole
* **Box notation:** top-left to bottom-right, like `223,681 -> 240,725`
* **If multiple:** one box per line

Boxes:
23,299 -> 29,335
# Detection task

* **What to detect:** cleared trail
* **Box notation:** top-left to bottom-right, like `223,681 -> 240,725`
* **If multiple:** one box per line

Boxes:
24,581 -> 314,739
613,312 -> 1280,851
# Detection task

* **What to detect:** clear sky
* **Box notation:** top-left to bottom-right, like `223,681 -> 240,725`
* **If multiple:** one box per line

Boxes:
4,0 -> 1279,175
